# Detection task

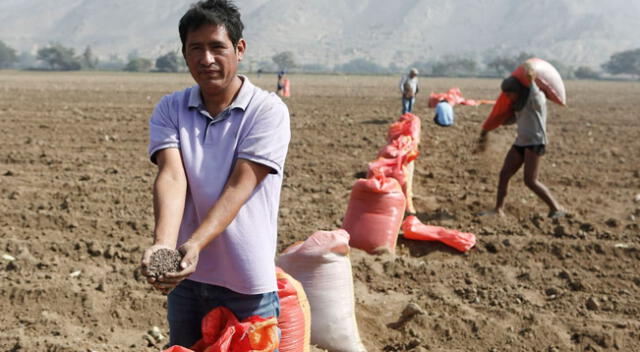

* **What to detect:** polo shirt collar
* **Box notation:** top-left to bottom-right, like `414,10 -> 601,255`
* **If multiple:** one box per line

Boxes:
188,75 -> 254,112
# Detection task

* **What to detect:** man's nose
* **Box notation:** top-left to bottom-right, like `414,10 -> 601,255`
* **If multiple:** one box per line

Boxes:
201,50 -> 215,65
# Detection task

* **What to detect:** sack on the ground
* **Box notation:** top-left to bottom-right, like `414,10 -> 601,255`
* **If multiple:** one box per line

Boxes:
388,113 -> 421,143
377,135 -> 417,159
163,306 -> 279,352
342,173 -> 406,254
367,155 -> 415,187
276,230 -> 367,352
401,215 -> 476,252
276,267 -> 311,352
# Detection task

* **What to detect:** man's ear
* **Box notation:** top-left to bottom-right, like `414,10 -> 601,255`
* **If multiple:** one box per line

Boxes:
235,38 -> 246,62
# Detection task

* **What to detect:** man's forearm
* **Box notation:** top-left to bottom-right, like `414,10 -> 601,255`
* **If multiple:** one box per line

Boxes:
153,172 -> 187,248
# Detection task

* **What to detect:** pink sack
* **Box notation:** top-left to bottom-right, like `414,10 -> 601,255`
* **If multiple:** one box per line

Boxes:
343,174 -> 406,254
512,57 -> 566,106
377,135 -> 418,159
367,155 -> 415,187
401,215 -> 476,252
388,113 -> 421,143
276,268 -> 311,352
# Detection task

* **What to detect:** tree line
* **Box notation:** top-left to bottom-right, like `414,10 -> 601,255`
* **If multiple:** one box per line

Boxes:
0,42 -> 186,73
1,40 -> 640,79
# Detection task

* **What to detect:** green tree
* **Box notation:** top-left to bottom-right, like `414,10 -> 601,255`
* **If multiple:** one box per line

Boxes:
0,40 -> 17,68
37,44 -> 82,70
487,52 -> 535,76
124,57 -> 153,72
337,58 -> 387,74
432,56 -> 478,77
487,56 -> 517,76
272,51 -> 296,71
155,51 -> 182,72
574,66 -> 600,79
602,48 -> 640,78
80,46 -> 98,69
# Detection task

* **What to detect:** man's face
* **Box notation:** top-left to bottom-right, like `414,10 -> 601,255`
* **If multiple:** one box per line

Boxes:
183,24 -> 245,95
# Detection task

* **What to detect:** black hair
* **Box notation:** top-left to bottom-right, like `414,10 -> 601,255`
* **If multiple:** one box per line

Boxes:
501,76 -> 529,112
179,0 -> 244,54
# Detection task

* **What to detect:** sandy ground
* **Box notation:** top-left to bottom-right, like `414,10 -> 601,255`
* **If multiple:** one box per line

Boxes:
0,71 -> 639,352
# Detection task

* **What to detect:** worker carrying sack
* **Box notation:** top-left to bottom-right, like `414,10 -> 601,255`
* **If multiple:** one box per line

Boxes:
482,57 -> 566,131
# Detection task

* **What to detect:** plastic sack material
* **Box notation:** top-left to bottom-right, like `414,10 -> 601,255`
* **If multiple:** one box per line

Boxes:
276,230 -> 367,352
482,58 -> 566,131
367,154 -> 416,187
481,92 -> 514,131
428,88 -> 495,108
163,306 -> 279,352
388,113 -> 421,143
283,79 -> 291,97
342,174 -> 406,254
164,347 -> 194,352
276,268 -> 311,352
367,157 -> 417,214
512,58 -> 566,106
401,215 -> 476,252
377,135 -> 418,159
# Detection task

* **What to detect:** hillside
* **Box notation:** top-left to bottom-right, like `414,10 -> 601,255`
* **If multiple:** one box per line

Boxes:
1,0 -> 639,68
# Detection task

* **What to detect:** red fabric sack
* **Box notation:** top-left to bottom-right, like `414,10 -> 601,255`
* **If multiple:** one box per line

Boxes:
276,268 -> 311,352
401,215 -> 476,252
481,92 -> 514,131
163,306 -> 279,352
342,173 -> 406,254
377,135 -> 418,159
388,113 -> 421,143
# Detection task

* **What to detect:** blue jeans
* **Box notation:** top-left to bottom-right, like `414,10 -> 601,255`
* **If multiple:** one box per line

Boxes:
167,279 -> 280,349
402,97 -> 415,114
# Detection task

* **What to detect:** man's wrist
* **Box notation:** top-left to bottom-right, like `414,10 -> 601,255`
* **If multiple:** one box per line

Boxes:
184,236 -> 206,251
153,232 -> 176,248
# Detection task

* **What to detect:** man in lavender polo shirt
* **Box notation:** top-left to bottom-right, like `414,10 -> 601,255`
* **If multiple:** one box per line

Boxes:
139,0 -> 290,348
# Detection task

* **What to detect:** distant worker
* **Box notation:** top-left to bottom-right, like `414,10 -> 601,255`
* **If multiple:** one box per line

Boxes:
433,99 -> 454,127
479,63 -> 565,218
399,68 -> 420,114
276,70 -> 285,96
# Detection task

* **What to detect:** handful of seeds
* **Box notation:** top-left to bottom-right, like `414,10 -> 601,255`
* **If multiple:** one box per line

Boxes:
147,248 -> 183,278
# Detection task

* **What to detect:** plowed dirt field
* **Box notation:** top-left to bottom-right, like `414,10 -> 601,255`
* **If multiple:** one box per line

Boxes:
1,71 -> 639,351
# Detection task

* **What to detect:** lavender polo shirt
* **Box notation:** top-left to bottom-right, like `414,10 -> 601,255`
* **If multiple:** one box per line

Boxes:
148,76 -> 290,294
